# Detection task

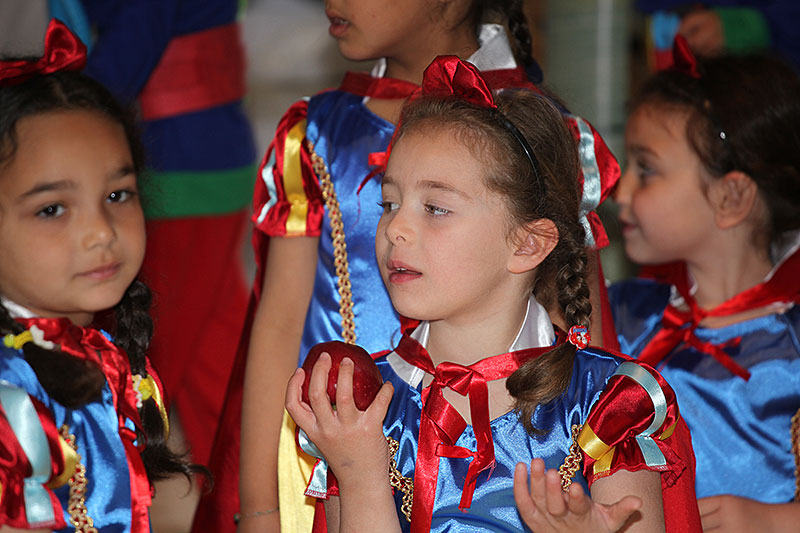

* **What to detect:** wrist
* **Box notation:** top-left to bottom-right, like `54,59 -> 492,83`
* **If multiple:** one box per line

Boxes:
234,507 -> 279,525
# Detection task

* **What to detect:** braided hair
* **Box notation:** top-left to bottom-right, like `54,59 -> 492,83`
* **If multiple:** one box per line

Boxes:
465,0 -> 535,68
0,70 -> 195,481
394,89 -> 591,434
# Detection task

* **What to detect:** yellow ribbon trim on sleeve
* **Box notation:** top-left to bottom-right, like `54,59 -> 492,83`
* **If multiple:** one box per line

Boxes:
137,375 -> 170,439
283,119 -> 309,235
660,419 -> 678,440
577,423 -> 615,475
48,434 -> 79,489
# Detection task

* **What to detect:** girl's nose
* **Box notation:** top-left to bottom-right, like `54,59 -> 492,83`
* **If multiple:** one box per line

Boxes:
384,210 -> 411,245
614,166 -> 635,206
83,208 -> 116,249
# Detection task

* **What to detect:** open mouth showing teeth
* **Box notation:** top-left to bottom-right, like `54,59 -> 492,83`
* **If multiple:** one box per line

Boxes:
330,17 -> 348,25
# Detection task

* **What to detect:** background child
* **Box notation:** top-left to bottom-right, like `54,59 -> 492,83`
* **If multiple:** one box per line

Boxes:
286,56 -> 699,533
196,1 -> 622,532
0,20 -> 193,532
611,41 -> 800,531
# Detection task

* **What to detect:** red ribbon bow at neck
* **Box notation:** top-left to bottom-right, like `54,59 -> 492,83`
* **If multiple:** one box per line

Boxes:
0,19 -> 87,87
638,248 -> 800,380
394,330 -> 565,533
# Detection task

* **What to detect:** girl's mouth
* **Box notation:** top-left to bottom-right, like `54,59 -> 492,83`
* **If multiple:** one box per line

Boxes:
328,16 -> 350,38
388,265 -> 422,284
79,262 -> 121,280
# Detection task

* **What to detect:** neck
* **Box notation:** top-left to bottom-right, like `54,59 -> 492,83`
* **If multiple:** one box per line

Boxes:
686,232 -> 771,310
424,296 -> 529,367
384,27 -> 478,84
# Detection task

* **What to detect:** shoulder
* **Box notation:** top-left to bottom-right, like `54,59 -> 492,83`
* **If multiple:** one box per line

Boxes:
608,277 -> 672,320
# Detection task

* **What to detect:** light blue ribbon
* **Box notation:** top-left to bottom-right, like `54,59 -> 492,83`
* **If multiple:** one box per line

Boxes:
0,380 -> 56,526
612,363 -> 668,467
297,427 -> 330,498
571,115 -> 601,247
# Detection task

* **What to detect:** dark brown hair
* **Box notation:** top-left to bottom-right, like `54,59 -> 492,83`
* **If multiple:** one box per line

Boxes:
463,0 -> 534,68
630,54 -> 800,250
394,89 -> 589,433
0,70 -> 195,482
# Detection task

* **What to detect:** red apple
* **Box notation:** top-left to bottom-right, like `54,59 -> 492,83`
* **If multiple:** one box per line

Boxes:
301,341 -> 383,410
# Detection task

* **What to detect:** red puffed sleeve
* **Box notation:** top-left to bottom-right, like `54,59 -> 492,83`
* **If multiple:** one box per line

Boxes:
578,361 -> 701,532
252,98 -> 325,239
0,384 -> 74,530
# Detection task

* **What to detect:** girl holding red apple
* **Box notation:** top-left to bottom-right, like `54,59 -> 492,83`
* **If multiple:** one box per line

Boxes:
286,57 -> 701,533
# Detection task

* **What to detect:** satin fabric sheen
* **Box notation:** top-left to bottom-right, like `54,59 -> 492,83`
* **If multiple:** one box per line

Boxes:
611,278 -> 800,501
0,345 -> 141,532
378,346 -> 630,532
299,90 -> 400,358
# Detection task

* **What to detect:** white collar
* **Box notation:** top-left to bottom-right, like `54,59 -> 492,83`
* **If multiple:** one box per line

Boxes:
387,297 -> 555,387
0,297 -> 35,319
368,24 -> 517,79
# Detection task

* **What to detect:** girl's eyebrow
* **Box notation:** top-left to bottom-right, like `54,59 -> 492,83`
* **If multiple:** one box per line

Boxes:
382,174 -> 468,198
19,165 -> 136,199
626,143 -> 657,157
19,179 -> 76,198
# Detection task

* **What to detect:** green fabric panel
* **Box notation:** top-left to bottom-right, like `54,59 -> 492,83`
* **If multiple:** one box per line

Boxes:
141,164 -> 257,219
714,7 -> 771,54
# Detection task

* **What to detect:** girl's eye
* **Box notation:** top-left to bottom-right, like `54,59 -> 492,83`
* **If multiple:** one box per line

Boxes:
108,189 -> 136,203
36,204 -> 65,218
378,201 -> 399,213
424,204 -> 450,216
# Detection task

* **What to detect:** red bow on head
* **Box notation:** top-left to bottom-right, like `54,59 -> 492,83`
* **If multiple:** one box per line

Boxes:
363,56 -> 498,187
420,55 -> 497,109
671,34 -> 701,79
0,19 -> 86,87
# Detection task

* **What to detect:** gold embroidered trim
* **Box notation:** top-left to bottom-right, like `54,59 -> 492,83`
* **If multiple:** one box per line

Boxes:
558,423 -> 583,492
307,140 -> 357,344
387,436 -> 413,522
792,407 -> 800,501
59,425 -> 98,533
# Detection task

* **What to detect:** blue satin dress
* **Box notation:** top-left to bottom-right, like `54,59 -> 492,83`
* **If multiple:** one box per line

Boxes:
610,278 -> 800,502
1,343 -> 142,532
378,341 -> 628,531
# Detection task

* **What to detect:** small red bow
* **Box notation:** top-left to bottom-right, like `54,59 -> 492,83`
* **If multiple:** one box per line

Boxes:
363,56 -> 499,185
671,34 -> 701,79
0,19 -> 86,87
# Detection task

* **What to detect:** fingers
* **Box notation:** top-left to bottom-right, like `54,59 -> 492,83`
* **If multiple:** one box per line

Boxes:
544,469 -> 568,516
604,495 -> 642,531
307,352 -> 336,423
513,462 -> 536,524
285,368 -> 315,428
334,357 -> 357,420
565,478 -> 591,516
367,381 -> 394,422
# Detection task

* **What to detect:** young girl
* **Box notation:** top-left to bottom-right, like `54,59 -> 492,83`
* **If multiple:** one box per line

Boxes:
611,40 -> 800,531
197,1 -> 621,532
0,20 -> 192,532
286,56 -> 700,533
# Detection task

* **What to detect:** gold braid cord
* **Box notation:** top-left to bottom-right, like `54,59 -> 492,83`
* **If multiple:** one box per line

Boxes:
386,436 -> 413,522
308,140 -> 357,344
59,425 -> 98,533
558,424 -> 584,492
792,407 -> 800,501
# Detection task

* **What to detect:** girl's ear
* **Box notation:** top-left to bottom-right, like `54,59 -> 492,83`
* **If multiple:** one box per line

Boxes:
708,171 -> 760,229
508,219 -> 559,274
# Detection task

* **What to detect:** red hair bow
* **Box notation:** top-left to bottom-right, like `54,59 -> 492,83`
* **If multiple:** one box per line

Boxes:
671,34 -> 701,79
0,19 -> 87,87
421,55 -> 497,109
